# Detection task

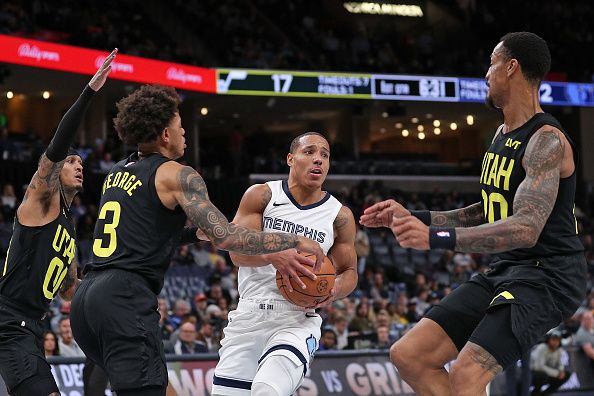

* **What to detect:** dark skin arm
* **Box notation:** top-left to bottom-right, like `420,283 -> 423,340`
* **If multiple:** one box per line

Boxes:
313,206 -> 358,308
18,50 -> 116,226
391,128 -> 568,253
57,259 -> 81,301
359,199 -> 485,228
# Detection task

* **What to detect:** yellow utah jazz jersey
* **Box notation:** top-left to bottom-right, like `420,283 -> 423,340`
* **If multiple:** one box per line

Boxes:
479,113 -> 582,260
86,153 -> 186,294
0,195 -> 76,317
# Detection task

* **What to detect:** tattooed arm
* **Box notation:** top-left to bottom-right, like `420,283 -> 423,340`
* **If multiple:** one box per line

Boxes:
455,128 -> 564,253
166,166 -> 323,265
58,259 -> 81,301
360,199 -> 485,228
430,202 -> 485,227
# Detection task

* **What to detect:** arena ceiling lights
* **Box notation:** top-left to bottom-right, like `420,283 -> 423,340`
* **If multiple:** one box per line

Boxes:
343,2 -> 423,17
1,34 -> 593,107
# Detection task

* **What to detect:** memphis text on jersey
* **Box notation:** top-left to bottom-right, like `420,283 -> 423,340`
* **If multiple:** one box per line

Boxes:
263,216 -> 326,243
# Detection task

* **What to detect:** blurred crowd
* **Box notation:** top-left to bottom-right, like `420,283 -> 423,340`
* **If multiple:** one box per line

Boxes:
1,0 -> 593,81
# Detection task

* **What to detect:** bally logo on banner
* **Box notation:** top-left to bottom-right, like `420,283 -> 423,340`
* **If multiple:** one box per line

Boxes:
167,67 -> 204,84
17,43 -> 60,62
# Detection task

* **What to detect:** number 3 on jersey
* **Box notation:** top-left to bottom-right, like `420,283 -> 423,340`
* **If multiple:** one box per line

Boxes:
481,190 -> 509,223
93,201 -> 121,257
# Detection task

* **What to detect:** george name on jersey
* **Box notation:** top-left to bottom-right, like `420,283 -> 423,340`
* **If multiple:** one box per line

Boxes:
263,216 -> 326,243
102,171 -> 143,196
479,152 -> 515,191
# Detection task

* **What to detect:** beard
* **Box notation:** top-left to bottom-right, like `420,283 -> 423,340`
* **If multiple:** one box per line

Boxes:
485,93 -> 498,109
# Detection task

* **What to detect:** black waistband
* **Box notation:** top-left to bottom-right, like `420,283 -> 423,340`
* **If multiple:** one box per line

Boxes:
0,295 -> 46,320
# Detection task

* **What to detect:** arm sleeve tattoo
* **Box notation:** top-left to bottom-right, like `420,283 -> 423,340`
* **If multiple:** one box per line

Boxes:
455,129 -> 563,253
177,167 -> 300,255
430,202 -> 485,227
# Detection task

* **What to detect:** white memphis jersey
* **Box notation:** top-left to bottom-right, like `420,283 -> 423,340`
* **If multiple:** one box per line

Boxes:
238,180 -> 342,300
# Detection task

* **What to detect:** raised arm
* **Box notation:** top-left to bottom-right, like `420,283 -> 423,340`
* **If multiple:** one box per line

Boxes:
454,128 -> 563,253
164,165 -> 324,264
18,49 -> 117,224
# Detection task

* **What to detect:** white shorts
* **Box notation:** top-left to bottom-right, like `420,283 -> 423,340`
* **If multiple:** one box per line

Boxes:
212,298 -> 322,395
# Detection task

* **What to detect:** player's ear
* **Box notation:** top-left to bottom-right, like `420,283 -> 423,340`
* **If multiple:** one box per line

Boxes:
507,58 -> 519,77
160,127 -> 170,143
287,153 -> 294,167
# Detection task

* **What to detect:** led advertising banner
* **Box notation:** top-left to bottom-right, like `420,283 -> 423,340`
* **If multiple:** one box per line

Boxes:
0,34 -> 217,93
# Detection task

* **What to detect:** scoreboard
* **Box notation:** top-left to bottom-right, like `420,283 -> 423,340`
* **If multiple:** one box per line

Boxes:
217,69 -> 594,107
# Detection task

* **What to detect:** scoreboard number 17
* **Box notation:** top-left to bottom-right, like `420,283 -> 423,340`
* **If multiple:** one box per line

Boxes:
271,74 -> 293,93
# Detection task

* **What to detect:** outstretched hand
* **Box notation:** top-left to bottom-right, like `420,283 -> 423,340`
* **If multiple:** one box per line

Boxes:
88,48 -> 117,91
359,199 -> 410,228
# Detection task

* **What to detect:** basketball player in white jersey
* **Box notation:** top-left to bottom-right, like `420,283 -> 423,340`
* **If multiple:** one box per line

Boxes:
211,132 -> 357,396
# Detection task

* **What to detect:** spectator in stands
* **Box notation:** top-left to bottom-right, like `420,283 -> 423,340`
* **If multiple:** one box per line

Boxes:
374,325 -> 392,349
574,310 -> 594,372
331,314 -> 349,350
192,293 -> 209,323
98,152 -> 114,172
158,297 -> 174,340
349,302 -> 374,334
58,317 -> 85,357
43,330 -> 60,357
196,320 -> 220,352
318,329 -> 338,351
170,298 -> 191,330
171,244 -> 196,266
173,322 -> 208,355
0,183 -> 17,218
530,331 -> 569,395
190,241 -> 215,267
354,223 -> 370,274
405,298 -> 422,323
368,269 -> 391,300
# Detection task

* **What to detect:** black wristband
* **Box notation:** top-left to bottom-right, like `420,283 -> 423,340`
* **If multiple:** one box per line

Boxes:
429,227 -> 456,250
410,210 -> 431,226
46,85 -> 95,162
180,227 -> 199,244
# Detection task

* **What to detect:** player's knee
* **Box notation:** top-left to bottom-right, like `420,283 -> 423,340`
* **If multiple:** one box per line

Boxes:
390,340 -> 419,378
449,356 -> 485,394
251,382 -> 280,396
252,355 -> 303,396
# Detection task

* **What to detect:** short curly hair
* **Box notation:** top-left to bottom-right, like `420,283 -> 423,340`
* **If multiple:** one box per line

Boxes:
113,85 -> 180,145
500,32 -> 551,85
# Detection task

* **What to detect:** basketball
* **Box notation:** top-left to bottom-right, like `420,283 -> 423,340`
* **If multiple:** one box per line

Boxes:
276,252 -> 336,307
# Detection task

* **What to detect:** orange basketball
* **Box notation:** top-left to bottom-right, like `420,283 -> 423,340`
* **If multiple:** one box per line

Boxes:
276,252 -> 336,307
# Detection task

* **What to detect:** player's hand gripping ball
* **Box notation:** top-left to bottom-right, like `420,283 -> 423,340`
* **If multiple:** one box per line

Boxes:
276,252 -> 336,307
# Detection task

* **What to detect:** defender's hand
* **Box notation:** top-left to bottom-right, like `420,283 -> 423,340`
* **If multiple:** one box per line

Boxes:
268,249 -> 317,292
89,48 -> 117,91
391,215 -> 430,250
360,199 -> 410,228
296,236 -> 325,273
